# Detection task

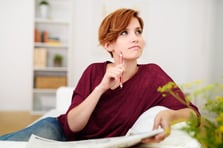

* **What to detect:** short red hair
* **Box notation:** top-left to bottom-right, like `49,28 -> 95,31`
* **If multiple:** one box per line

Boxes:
98,8 -> 144,56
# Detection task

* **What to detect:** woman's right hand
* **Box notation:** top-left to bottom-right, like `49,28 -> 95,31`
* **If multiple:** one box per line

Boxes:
97,64 -> 124,91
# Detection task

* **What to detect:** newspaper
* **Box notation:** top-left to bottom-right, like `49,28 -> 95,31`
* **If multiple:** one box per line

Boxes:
26,128 -> 163,148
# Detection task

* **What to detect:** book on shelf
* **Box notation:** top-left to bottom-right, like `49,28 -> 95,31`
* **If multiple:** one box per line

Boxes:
46,37 -> 61,46
34,28 -> 41,42
34,28 -> 61,45
33,48 -> 47,68
34,28 -> 48,43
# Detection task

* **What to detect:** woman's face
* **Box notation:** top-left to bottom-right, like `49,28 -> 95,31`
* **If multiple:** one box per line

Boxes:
110,17 -> 144,62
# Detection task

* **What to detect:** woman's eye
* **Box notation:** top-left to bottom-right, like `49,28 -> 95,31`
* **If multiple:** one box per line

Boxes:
120,31 -> 128,36
136,29 -> 142,35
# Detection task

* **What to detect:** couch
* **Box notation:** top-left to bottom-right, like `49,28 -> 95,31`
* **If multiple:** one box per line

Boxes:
0,87 -> 201,148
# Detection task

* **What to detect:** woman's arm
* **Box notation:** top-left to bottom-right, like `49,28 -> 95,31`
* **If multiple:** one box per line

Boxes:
153,108 -> 197,130
67,64 -> 124,132
142,108 -> 197,143
67,86 -> 105,132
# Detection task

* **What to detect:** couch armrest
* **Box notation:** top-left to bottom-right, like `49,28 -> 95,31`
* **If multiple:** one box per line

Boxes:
56,86 -> 73,113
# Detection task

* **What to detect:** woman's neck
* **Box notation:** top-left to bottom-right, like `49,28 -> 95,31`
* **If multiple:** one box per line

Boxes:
122,60 -> 138,82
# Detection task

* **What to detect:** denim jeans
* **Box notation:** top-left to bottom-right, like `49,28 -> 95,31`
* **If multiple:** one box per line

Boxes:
0,117 -> 66,141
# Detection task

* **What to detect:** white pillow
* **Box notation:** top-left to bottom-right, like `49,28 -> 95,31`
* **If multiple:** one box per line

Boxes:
126,106 -> 168,135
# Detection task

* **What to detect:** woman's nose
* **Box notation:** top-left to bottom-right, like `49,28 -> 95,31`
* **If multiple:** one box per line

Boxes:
130,33 -> 139,43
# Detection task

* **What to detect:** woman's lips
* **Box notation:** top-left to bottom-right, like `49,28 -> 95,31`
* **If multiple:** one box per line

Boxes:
128,45 -> 141,50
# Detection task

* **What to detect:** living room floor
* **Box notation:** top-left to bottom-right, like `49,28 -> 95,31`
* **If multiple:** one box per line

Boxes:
0,111 -> 41,135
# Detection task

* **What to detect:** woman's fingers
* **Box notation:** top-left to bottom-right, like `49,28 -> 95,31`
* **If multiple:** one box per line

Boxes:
106,64 -> 124,89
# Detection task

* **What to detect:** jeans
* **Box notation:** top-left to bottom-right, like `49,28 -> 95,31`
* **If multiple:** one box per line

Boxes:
0,117 -> 66,141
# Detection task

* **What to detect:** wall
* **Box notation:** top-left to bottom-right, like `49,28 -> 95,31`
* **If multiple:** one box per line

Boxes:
0,0 -> 34,110
210,0 -> 223,83
145,0 -> 215,84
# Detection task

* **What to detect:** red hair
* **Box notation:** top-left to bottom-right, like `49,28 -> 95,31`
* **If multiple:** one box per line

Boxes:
98,8 -> 144,56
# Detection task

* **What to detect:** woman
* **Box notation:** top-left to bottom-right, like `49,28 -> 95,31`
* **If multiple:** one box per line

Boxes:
0,8 -> 199,143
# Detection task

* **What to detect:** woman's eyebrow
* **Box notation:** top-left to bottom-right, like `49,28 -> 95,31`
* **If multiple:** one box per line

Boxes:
126,26 -> 142,30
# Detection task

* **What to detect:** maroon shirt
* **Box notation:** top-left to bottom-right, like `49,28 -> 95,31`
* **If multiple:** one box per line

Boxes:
58,61 -> 199,141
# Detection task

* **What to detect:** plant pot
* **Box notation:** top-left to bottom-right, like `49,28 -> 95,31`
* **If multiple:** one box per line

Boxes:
39,4 -> 49,19
54,60 -> 62,67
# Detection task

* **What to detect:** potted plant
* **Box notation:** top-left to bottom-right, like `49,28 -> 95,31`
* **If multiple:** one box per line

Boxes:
39,0 -> 50,19
53,54 -> 63,67
158,80 -> 223,148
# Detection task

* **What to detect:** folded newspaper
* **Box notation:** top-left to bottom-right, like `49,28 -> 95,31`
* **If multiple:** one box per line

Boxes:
26,128 -> 163,148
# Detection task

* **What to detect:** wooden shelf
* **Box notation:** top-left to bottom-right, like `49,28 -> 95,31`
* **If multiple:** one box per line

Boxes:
33,89 -> 57,93
35,18 -> 70,25
32,0 -> 72,114
34,67 -> 67,72
34,42 -> 69,48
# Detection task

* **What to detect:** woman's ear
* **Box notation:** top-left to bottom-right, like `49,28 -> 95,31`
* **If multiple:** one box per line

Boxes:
104,42 -> 114,57
104,42 -> 113,52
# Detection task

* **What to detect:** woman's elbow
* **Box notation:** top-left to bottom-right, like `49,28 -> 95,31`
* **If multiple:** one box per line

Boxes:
67,112 -> 85,132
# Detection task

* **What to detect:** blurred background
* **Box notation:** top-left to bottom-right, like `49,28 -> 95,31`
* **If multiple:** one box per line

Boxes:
0,0 -> 222,112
